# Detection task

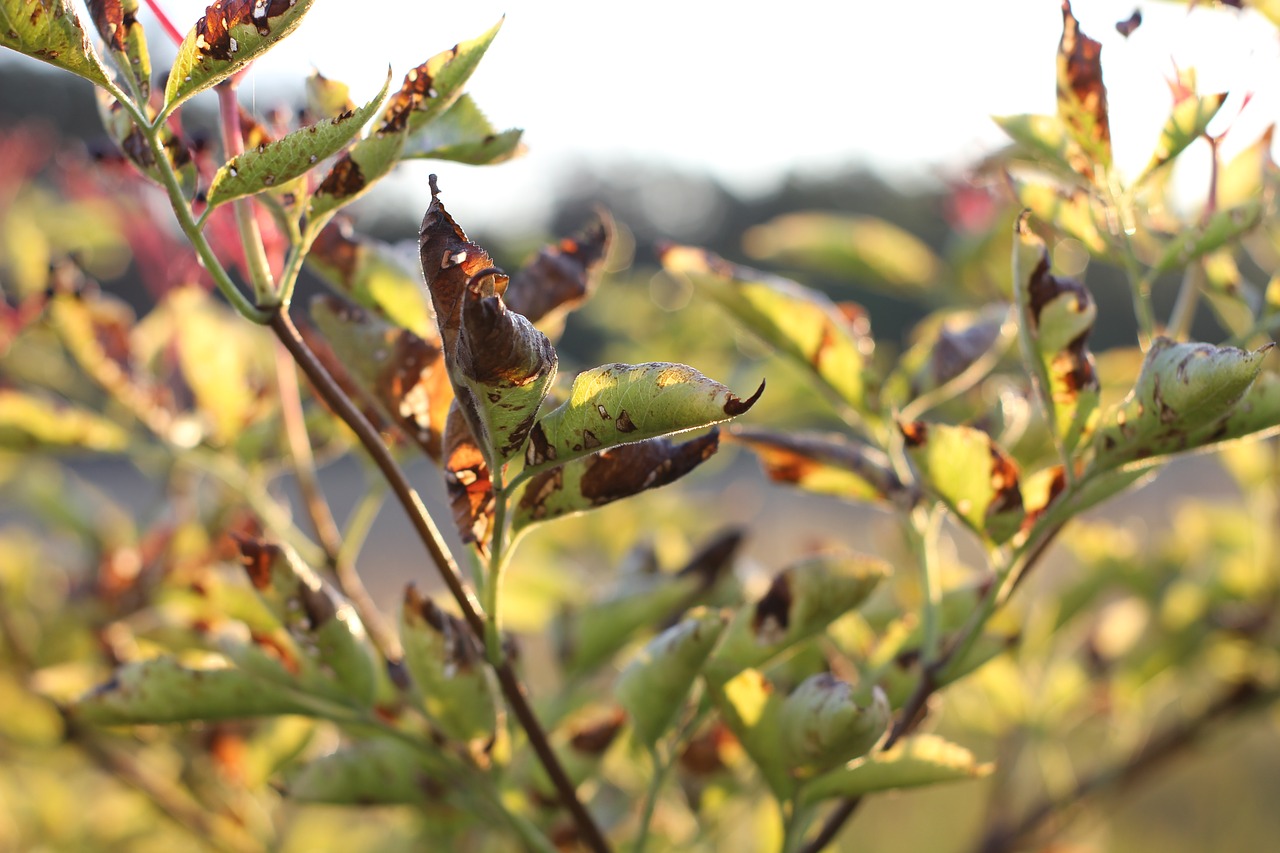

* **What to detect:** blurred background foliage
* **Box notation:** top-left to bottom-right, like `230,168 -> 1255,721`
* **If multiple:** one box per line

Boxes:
4,3 -> 1280,850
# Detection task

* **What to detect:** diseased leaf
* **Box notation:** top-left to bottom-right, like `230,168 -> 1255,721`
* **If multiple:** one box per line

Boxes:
728,427 -> 911,506
902,421 -> 1024,545
705,552 -> 890,683
1016,182 -> 1109,256
1013,216 -> 1101,455
96,88 -> 197,199
884,305 -> 1014,408
383,18 -> 503,136
992,113 -> 1091,182
1057,1 -> 1112,179
206,69 -> 391,207
418,178 -> 501,357
1092,338 -> 1275,469
741,212 -> 942,291
165,0 -> 316,112
455,275 -> 558,465
88,0 -> 150,100
522,362 -> 762,476
615,608 -> 727,748
287,737 -> 448,804
0,0 -> 113,87
310,295 -> 452,461
1139,92 -> 1227,183
799,734 -> 992,803
401,587 -> 498,747
70,656 -> 312,724
443,401 -> 495,550
1199,252 -> 1258,339
307,131 -> 406,219
1154,199 -> 1265,275
308,219 -> 434,338
401,94 -> 524,165
661,244 -> 870,412
504,211 -> 614,331
513,430 -> 721,531
0,388 -> 129,452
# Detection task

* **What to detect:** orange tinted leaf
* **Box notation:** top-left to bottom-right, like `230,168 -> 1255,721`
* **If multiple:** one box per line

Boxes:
443,402 -> 494,552
1057,1 -> 1112,178
728,427 -> 912,507
504,210 -> 614,331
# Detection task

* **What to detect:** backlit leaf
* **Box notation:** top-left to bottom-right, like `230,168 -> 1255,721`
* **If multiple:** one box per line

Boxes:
310,295 -> 452,461
96,88 -> 197,199
661,244 -> 866,409
513,430 -> 721,531
1057,1 -> 1112,179
707,669 -> 792,799
902,421 -> 1024,545
778,676 -> 889,776
0,0 -> 113,87
742,212 -> 942,290
308,219 -> 434,338
443,401 -> 495,550
88,0 -> 150,100
165,0 -> 316,112
307,131 -> 406,219
522,362 -> 762,476
504,210 -> 614,332
206,69 -> 390,207
401,94 -> 524,165
992,113 -> 1090,181
1139,92 -> 1227,182
304,69 -> 355,120
1153,199 -> 1265,275
385,18 -> 504,135
728,427 -> 910,506
800,734 -> 992,803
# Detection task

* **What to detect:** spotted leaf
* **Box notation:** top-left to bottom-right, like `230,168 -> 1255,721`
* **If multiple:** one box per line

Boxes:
1,0 -> 113,87
800,735 -> 992,804
504,210 -> 613,332
728,427 -> 912,507
522,362 -> 762,476
304,69 -> 355,120
1013,216 -> 1100,455
400,94 -> 524,165
88,0 -> 150,100
164,0 -> 316,112
1138,92 -> 1227,183
443,401 -> 495,551
207,68 -> 390,208
307,220 -> 433,339
513,430 -> 721,532
902,421 -> 1024,545
1057,1 -> 1111,180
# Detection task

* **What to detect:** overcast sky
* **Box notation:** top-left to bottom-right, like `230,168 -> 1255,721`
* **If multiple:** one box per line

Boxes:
40,2 -> 1280,231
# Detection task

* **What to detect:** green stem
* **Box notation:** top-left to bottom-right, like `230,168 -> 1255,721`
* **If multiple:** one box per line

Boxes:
910,504 -> 945,665
633,745 -> 672,853
1166,261 -> 1203,342
216,83 -> 277,305
337,483 -> 387,570
485,471 -> 511,669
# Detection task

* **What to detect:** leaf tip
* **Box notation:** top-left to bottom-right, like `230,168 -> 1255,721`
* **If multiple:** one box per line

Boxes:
725,379 -> 766,416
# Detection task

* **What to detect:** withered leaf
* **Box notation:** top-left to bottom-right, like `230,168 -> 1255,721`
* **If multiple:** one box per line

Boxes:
88,0 -> 150,100
729,426 -> 913,507
513,430 -> 721,531
1058,1 -> 1112,177
503,210 -> 614,331
443,401 -> 495,551
902,421 -> 1025,545
310,295 -> 453,461
1,0 -> 113,87
1115,9 -> 1141,38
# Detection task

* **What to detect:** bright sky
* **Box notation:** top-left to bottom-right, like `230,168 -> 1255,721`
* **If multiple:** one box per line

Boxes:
74,2 -> 1280,231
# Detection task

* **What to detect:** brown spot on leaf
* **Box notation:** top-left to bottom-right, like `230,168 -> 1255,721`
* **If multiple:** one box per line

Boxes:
516,466 -> 565,521
752,569 -> 793,639
249,630 -> 300,675
567,708 -> 627,755
309,220 -> 361,286
316,153 -> 366,200
723,380 -> 766,416
901,421 -> 928,447
987,444 -> 1025,522
404,585 -> 483,670
443,402 -> 494,551
88,0 -> 131,53
578,430 -> 721,507
1059,1 -> 1112,172
192,0 -> 296,62
615,409 -> 636,433
231,533 -> 279,590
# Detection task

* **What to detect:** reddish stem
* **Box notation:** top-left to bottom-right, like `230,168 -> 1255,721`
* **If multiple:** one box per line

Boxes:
141,0 -> 187,47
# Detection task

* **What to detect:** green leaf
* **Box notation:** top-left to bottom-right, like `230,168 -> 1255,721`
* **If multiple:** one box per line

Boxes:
307,220 -> 434,338
304,69 -> 355,120
307,131 -> 406,220
741,213 -> 942,291
615,608 -> 728,748
1154,199 -> 1265,276
401,94 -> 524,165
705,552 -> 890,683
660,244 -> 871,412
1012,216 -> 1100,455
992,113 -> 1090,181
287,737 -> 448,805
70,656 -> 311,724
1139,92 -> 1227,182
96,88 -> 197,199
902,422 -> 1024,545
0,0 -> 113,87
799,734 -> 992,804
778,676 -> 889,776
164,0 -> 316,112
389,18 -> 504,135
309,295 -> 452,462
400,587 -> 498,746
1092,338 -> 1275,469
0,389 -> 128,452
1015,183 -> 1109,256
522,362 -> 762,476
207,69 -> 391,208
706,669 -> 792,800
728,427 -> 911,506
513,431 -> 721,531
88,0 -> 151,101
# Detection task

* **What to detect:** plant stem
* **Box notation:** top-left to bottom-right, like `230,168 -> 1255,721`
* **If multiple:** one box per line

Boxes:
268,309 -> 611,853
910,504 -> 944,664
633,745 -> 671,853
1166,261 -> 1203,342
217,83 -> 277,305
484,472 -> 511,669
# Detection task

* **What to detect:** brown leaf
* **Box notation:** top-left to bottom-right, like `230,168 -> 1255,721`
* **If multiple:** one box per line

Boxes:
1115,9 -> 1142,38
729,427 -> 913,507
190,0 -> 299,63
1058,1 -> 1112,175
87,0 -> 130,53
503,210 -> 614,328
443,401 -> 495,551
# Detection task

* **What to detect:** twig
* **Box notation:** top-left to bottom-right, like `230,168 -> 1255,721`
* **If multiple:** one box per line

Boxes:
268,309 -> 611,853
975,681 -> 1274,853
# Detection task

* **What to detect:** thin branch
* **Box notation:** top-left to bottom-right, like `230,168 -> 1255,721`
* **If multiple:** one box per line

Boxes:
975,681 -> 1275,853
268,308 -> 611,853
